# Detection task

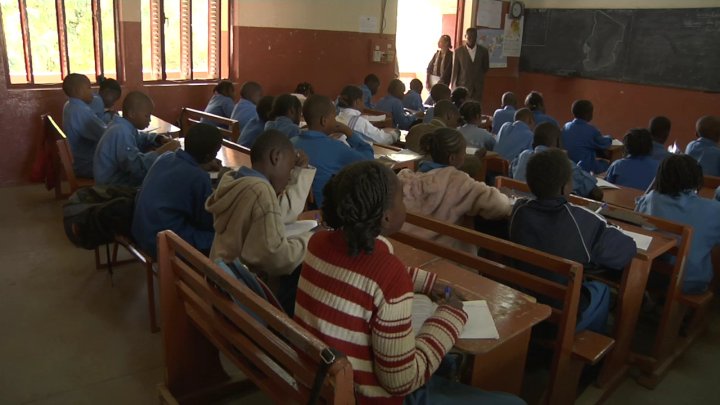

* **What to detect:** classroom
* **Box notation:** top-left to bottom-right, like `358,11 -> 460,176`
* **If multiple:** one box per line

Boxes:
1,0 -> 719,404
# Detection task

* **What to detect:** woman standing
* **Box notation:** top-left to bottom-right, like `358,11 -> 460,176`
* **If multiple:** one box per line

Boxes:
426,34 -> 453,89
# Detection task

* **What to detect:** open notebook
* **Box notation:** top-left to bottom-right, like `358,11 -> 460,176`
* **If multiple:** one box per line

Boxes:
284,220 -> 318,237
412,294 -> 499,339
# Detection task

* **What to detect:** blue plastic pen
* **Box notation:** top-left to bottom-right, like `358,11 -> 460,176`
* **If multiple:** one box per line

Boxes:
444,286 -> 451,300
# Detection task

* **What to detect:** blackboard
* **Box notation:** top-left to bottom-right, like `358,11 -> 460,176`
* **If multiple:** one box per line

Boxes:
520,8 -> 720,92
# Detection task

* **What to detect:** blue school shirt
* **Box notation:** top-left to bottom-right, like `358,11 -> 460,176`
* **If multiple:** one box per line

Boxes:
511,145 -> 598,197
292,130 -> 374,206
422,107 -> 435,124
459,124 -> 496,151
360,84 -> 374,109
532,110 -> 559,127
264,116 -> 301,139
495,121 -> 533,161
716,186 -> 720,201
636,190 -> 720,292
402,90 -> 423,112
237,116 -> 266,147
204,93 -> 235,119
651,142 -> 671,161
418,160 -> 447,173
685,137 -> 720,176
93,116 -> 159,187
62,97 -> 108,178
376,95 -> 416,130
89,93 -> 114,124
131,149 -> 214,259
605,155 -> 659,191
231,99 -> 258,132
492,106 -> 516,134
562,118 -> 612,174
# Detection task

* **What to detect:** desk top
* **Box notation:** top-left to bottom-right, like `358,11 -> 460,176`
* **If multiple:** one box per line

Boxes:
600,186 -> 643,210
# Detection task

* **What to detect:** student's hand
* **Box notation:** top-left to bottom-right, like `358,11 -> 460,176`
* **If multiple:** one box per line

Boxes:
295,150 -> 309,168
155,134 -> 171,145
431,283 -> 466,310
217,166 -> 232,179
156,139 -> 181,154
473,147 -> 488,158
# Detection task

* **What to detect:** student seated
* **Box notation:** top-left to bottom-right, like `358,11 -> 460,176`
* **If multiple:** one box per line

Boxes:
525,91 -> 558,127
132,123 -> 222,259
264,94 -> 302,139
206,129 -> 316,314
649,116 -> 672,161
376,79 -> 423,130
459,100 -> 495,152
361,73 -> 380,109
512,122 -> 602,200
402,78 -> 424,112
62,73 -> 107,178
238,95 -> 274,147
492,91 -> 517,134
294,81 -> 314,98
93,92 -> 180,187
405,100 -> 459,153
89,76 -> 122,124
423,83 -> 452,123
450,86 -> 469,110
295,160 -> 524,405
510,149 -> 636,332
336,85 -> 398,145
202,80 -> 235,126
398,128 -> 512,252
231,81 -> 263,132
292,95 -> 374,206
606,129 -> 659,190
685,116 -> 720,176
636,155 -> 720,295
495,108 -> 534,161
562,99 -> 613,174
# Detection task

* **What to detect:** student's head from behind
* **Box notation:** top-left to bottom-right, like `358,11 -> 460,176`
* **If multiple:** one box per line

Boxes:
294,82 -> 314,97
239,81 -> 263,104
527,149 -> 573,199
524,91 -> 545,112
256,95 -> 275,122
214,80 -> 235,98
302,95 -> 336,134
438,34 -> 452,50
571,99 -> 594,122
322,160 -> 405,256
649,116 -> 672,144
250,129 -> 296,195
269,94 -> 302,124
460,100 -> 482,125
501,91 -> 517,108
654,154 -> 703,197
514,108 -> 535,127
409,78 -> 423,94
465,28 -> 477,48
420,127 -> 466,168
451,87 -> 469,108
62,73 -> 93,104
429,83 -> 451,102
696,115 -> 720,142
623,128 -> 653,157
97,76 -> 122,108
433,100 -> 460,128
387,79 -> 406,99
184,123 -> 223,165
338,85 -> 364,110
533,122 -> 561,149
122,91 -> 154,130
364,74 -> 381,95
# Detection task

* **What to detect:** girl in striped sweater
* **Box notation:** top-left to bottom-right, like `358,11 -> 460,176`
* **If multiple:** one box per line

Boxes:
294,160 -> 524,404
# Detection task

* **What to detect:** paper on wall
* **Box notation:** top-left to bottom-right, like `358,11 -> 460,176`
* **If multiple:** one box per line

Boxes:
476,0 -> 503,28
502,15 -> 524,57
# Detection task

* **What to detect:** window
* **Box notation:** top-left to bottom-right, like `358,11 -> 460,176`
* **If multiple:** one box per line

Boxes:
0,0 -> 117,85
141,0 -> 224,81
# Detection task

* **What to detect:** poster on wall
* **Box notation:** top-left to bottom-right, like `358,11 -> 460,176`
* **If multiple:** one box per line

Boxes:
477,28 -> 507,68
502,15 -> 524,57
476,0 -> 503,28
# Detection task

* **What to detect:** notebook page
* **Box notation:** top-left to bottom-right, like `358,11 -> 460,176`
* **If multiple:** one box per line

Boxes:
460,300 -> 499,340
621,229 -> 653,251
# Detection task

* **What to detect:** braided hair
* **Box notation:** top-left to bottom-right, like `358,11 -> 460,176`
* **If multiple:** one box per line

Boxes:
322,161 -> 398,257
419,127 -> 465,165
337,85 -> 364,109
524,91 -> 545,112
654,154 -> 703,197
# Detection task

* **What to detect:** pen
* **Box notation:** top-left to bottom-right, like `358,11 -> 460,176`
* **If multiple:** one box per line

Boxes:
444,286 -> 451,301
595,203 -> 608,214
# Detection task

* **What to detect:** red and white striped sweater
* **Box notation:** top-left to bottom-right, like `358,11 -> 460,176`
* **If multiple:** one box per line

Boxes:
294,230 -> 468,405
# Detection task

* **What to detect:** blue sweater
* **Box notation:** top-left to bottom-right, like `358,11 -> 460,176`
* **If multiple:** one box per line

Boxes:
204,93 -> 235,119
686,137 -> 720,176
131,149 -> 214,258
495,120 -> 533,161
62,97 -> 108,178
90,93 -> 115,124
606,155 -> 659,191
231,99 -> 258,132
562,118 -> 612,174
459,124 -> 496,151
651,142 -> 671,161
292,130 -> 374,206
511,145 -> 598,197
532,110 -> 558,127
492,106 -> 516,134
264,116 -> 301,139
237,116 -> 266,147
402,90 -> 423,112
360,84 -> 375,109
376,95 -> 416,130
93,117 -> 159,187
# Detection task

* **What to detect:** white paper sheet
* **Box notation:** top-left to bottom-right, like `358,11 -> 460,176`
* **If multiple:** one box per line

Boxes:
460,300 -> 499,339
596,178 -> 621,189
285,220 -> 318,237
612,138 -> 624,146
476,0 -> 503,28
363,114 -> 387,122
359,16 -> 378,33
466,147 -> 479,155
621,229 -> 653,251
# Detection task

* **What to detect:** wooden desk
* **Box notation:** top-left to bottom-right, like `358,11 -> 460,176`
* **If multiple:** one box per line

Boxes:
178,138 -> 251,170
606,144 -> 625,162
372,143 -> 421,171
601,186 -> 643,210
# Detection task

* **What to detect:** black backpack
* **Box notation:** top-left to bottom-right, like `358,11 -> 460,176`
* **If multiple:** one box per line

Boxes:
63,186 -> 137,250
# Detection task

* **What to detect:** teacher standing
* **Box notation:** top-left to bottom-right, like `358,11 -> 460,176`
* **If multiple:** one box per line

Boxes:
426,34 -> 453,89
451,28 -> 489,102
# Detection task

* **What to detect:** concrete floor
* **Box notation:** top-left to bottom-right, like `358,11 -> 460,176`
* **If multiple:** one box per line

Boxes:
1,184 -> 718,404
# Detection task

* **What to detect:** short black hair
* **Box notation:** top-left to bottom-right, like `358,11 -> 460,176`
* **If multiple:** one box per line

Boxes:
409,78 -> 423,92
269,94 -> 302,120
571,99 -> 593,120
214,80 -> 234,95
184,123 -> 223,164
430,83 -> 451,102
432,100 -> 459,123
439,34 -> 453,49
295,82 -> 314,96
302,94 -> 334,126
419,127 -> 465,165
62,73 -> 89,97
648,116 -> 672,144
364,74 -> 380,86
655,154 -> 704,197
239,81 -> 262,100
250,129 -> 294,164
387,79 -> 405,95
696,115 -> 720,142
526,149 -> 572,199
624,128 -> 653,157
459,100 -> 482,122
514,107 -> 533,123
524,91 -> 544,111
322,160 -> 398,257
122,91 -> 153,114
97,76 -> 121,94
501,91 -> 517,108
337,85 -> 364,109
451,87 -> 469,108
256,96 -> 275,122
533,122 -> 561,148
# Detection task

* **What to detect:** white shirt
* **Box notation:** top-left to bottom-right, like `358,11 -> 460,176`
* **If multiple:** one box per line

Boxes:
467,44 -> 477,62
336,108 -> 399,146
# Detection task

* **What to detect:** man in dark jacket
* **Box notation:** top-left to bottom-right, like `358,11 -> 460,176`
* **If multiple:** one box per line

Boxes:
451,28 -> 490,102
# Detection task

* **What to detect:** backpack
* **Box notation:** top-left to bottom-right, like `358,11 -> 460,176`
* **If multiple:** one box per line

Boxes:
63,186 -> 137,250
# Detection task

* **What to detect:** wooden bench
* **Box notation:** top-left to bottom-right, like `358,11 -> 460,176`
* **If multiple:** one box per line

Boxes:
179,107 -> 241,142
156,230 -> 354,404
393,213 -> 615,405
44,115 -> 94,199
699,174 -> 720,199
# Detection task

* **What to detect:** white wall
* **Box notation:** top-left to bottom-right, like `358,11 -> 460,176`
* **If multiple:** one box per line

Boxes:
523,0 -> 720,8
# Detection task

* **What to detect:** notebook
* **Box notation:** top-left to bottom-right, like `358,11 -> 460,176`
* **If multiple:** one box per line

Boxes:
284,220 -> 318,237
596,178 -> 621,189
611,138 -> 624,146
411,294 -> 499,339
621,229 -> 653,251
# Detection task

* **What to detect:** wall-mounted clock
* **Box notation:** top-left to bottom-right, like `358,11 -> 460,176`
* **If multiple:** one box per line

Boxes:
510,1 -> 524,19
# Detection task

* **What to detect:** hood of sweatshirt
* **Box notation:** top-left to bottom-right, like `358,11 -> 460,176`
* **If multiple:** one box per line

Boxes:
205,167 -> 273,234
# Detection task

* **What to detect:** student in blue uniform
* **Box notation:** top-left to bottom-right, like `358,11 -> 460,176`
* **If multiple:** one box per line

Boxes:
606,129 -> 659,190
361,74 -> 380,109
458,101 -> 495,151
238,95 -> 274,148
423,83 -> 452,124
131,123 -> 222,259
562,99 -> 613,174
495,108 -> 534,161
93,92 -> 180,187
292,95 -> 374,206
376,79 -> 423,130
636,154 -> 720,295
524,91 -> 558,127
492,92 -> 517,134
294,82 -> 314,98
450,86 -> 469,110
231,81 -> 263,132
264,94 -> 302,139
402,79 -> 424,112
89,76 -> 122,124
511,122 -> 602,200
685,115 -> 720,176
62,73 -> 107,178
203,80 -> 235,124
649,116 -> 672,161
510,149 -> 636,332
